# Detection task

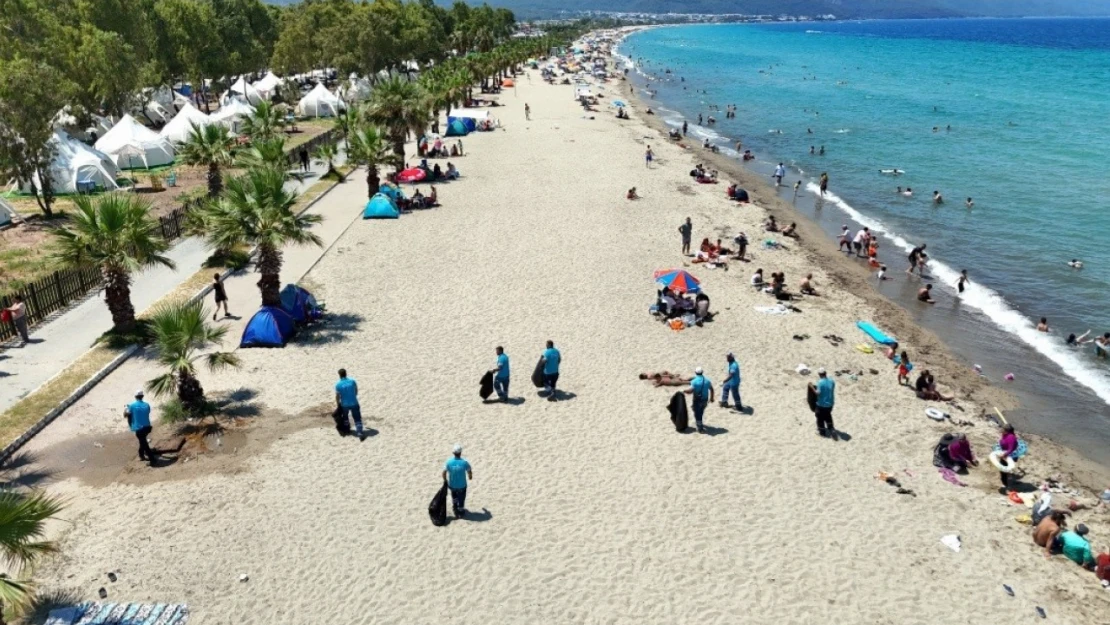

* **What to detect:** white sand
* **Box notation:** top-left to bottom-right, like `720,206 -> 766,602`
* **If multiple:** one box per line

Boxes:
23,72 -> 1110,624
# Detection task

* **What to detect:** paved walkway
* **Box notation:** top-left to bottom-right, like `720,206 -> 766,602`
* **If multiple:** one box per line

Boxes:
0,153 -> 346,412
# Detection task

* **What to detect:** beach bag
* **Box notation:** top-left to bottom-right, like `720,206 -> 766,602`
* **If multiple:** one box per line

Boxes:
668,392 -> 688,432
331,403 -> 350,436
479,371 -> 494,400
531,357 -> 545,388
0,309 -> 10,323
429,481 -> 449,527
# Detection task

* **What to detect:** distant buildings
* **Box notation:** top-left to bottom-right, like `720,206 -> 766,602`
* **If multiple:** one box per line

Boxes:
531,11 -> 836,26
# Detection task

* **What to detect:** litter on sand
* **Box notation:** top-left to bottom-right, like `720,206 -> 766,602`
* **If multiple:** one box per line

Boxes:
941,534 -> 962,552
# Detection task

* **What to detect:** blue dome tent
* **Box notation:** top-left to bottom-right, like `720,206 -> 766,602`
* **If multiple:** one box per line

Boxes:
445,119 -> 470,136
364,193 -> 399,219
378,183 -> 405,203
279,284 -> 320,323
240,306 -> 296,347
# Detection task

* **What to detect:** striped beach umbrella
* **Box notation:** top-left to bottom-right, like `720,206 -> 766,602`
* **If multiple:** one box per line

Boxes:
654,269 -> 701,294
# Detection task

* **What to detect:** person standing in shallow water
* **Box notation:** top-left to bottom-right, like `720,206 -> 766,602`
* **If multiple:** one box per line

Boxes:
819,172 -> 829,197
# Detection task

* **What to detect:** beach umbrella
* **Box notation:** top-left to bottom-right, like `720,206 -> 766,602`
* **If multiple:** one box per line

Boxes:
612,100 -> 626,107
654,269 -> 701,294
396,168 -> 426,183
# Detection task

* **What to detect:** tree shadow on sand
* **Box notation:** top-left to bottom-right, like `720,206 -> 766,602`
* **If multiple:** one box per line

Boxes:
297,313 -> 365,346
24,588 -> 84,625
0,451 -> 56,488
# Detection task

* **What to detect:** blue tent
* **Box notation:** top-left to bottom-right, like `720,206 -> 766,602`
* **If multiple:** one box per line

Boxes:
364,193 -> 399,219
445,119 -> 470,136
378,183 -> 405,202
240,306 -> 295,347
279,284 -> 319,323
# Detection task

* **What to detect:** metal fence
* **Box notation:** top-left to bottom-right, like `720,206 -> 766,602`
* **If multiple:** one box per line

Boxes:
0,129 -> 340,343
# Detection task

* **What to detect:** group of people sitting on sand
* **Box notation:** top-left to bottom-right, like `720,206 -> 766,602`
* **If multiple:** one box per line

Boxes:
764,215 -> 798,238
655,288 -> 712,323
409,186 -> 439,210
418,137 -> 464,159
1032,498 -> 1110,579
701,138 -> 720,153
882,342 -> 953,401
616,107 -> 629,119
410,159 -> 459,182
693,238 -> 731,268
689,164 -> 718,184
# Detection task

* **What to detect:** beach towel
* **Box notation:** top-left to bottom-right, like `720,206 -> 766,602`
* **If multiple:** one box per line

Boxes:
668,392 -> 688,432
47,603 -> 189,625
429,481 -> 449,527
856,321 -> 897,346
755,304 -> 791,315
531,358 -> 545,388
479,371 -> 494,400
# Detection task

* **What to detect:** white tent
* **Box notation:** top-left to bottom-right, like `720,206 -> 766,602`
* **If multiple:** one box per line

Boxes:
338,75 -> 372,103
252,71 -> 283,97
0,196 -> 17,227
298,83 -> 345,118
447,108 -> 491,121
211,99 -> 256,133
95,114 -> 175,169
160,103 -> 214,144
24,131 -> 120,194
221,76 -> 263,106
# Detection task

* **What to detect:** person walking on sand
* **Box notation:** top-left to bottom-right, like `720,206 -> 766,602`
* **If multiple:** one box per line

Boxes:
809,368 -> 836,438
719,352 -> 743,411
690,367 -> 714,434
997,424 -> 1020,492
645,145 -> 654,168
773,163 -> 785,186
679,217 -> 693,256
211,273 -> 231,320
524,103 -> 531,120
955,269 -> 971,295
819,172 -> 829,197
541,340 -> 561,401
442,444 -> 473,518
335,368 -> 365,440
125,390 -> 157,465
4,295 -> 30,346
490,346 -> 510,401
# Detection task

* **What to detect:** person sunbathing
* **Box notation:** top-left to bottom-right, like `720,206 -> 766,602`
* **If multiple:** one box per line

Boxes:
714,238 -> 733,255
915,370 -> 953,401
695,293 -> 712,322
799,273 -> 817,295
751,268 -> 764,287
428,186 -> 438,207
764,216 -> 780,232
639,371 -> 693,387
782,222 -> 798,238
445,162 -> 459,179
627,187 -> 639,200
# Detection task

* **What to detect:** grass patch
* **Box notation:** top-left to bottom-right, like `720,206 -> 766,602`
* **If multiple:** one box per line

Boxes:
284,119 -> 334,151
203,246 -> 252,270
95,319 -> 153,349
0,344 -> 120,447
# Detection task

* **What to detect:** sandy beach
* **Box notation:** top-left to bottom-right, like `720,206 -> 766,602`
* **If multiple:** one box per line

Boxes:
14,58 -> 1110,624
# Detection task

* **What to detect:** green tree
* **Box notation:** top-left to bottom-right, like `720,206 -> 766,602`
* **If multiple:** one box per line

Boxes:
177,122 -> 236,197
364,77 -> 429,160
50,194 -> 175,330
0,490 -> 64,622
313,142 -> 341,180
204,167 -> 323,307
0,58 -> 72,216
346,125 -> 391,198
239,100 -> 285,143
146,299 -> 240,418
234,136 -> 288,172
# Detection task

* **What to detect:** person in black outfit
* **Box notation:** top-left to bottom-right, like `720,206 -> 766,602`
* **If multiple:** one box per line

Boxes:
298,148 -> 310,172
212,273 -> 231,320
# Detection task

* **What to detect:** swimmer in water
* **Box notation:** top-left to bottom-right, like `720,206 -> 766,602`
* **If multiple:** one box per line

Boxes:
932,127 -> 939,133
819,145 -> 825,155
966,197 -> 974,208
1036,317 -> 1050,333
793,180 -> 802,200
933,191 -> 944,204
955,270 -> 971,294
807,128 -> 813,134
1068,259 -> 1084,269
1066,330 -> 1092,347
810,146 -> 815,155
917,284 -> 936,304
896,186 -> 903,194
903,187 -> 914,197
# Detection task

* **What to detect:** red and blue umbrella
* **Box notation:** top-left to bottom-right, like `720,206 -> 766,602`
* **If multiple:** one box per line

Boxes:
654,269 -> 701,294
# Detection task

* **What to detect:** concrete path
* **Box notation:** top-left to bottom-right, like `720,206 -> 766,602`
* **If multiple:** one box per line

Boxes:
0,152 -> 346,412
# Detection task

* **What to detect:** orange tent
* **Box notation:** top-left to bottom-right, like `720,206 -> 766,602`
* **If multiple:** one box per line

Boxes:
502,78 -> 515,87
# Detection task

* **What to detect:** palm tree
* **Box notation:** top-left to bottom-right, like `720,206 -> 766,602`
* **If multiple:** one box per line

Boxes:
50,195 -> 175,331
364,77 -> 430,161
333,108 -> 358,149
238,100 -> 285,143
204,167 -> 323,307
177,122 -> 236,197
234,136 -> 288,172
146,299 -> 240,417
0,491 -> 63,622
346,125 -> 392,198
313,142 -> 341,180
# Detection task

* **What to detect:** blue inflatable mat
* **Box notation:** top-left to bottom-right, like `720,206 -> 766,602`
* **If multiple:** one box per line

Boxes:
857,321 -> 897,346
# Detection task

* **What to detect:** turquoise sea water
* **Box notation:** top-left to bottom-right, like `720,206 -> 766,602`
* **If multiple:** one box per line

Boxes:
618,19 -> 1110,461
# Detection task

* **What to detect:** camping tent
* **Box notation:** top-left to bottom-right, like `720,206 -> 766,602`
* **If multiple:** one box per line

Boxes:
22,131 -> 120,194
240,306 -> 296,347
338,75 -> 372,103
160,103 -> 214,144
252,71 -> 283,98
95,114 -> 175,169
377,183 -> 405,204
446,118 -> 473,135
448,108 -> 490,122
363,193 -> 399,219
298,83 -> 345,118
211,99 -> 256,133
222,76 -> 263,106
0,196 -> 16,227
279,284 -> 320,323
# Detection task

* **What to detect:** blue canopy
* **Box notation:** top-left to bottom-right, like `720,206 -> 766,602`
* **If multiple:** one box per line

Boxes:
364,193 -> 399,219
240,306 -> 295,347
279,284 -> 319,323
445,119 -> 470,136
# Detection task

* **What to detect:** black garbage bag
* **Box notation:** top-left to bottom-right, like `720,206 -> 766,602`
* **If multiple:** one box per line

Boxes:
531,357 -> 545,388
479,371 -> 494,400
332,403 -> 350,437
429,481 -> 449,527
668,392 -> 688,432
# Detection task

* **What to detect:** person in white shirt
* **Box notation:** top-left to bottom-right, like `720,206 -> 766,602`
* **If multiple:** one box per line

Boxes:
876,264 -> 888,281
852,227 -> 871,258
4,295 -> 29,346
773,163 -> 785,186
837,225 -> 852,253
750,268 -> 764,287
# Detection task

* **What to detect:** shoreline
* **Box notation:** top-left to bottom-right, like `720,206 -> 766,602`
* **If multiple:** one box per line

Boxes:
616,45 -> 1110,491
